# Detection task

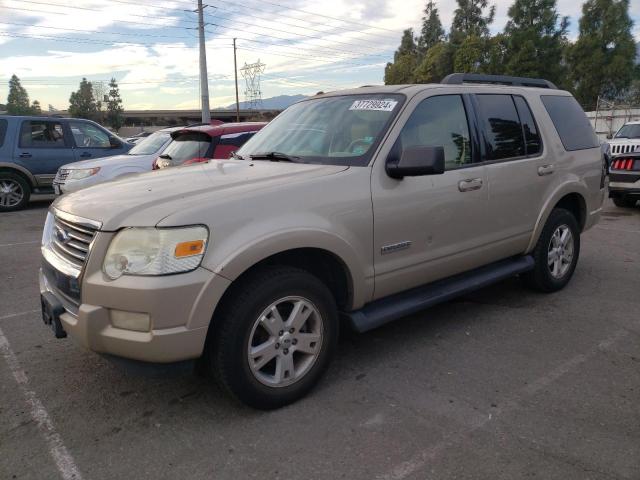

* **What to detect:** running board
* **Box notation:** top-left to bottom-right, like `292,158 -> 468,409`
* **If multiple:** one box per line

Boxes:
344,256 -> 535,333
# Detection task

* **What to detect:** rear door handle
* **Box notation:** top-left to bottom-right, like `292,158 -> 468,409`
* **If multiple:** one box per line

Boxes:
458,178 -> 483,192
79,152 -> 92,158
538,164 -> 554,176
19,152 -> 32,158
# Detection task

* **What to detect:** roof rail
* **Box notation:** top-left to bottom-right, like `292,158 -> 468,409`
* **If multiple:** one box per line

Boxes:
441,73 -> 557,89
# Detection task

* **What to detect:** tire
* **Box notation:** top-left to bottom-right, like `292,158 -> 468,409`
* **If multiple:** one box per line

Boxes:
0,171 -> 31,212
207,266 -> 339,409
613,197 -> 637,208
524,208 -> 580,293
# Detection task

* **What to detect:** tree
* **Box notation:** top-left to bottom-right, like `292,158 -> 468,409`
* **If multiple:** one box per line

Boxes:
31,100 -> 41,114
417,1 -> 445,58
384,29 -> 419,84
106,78 -> 124,132
454,35 -> 488,72
503,0 -> 569,87
6,75 -> 32,115
415,42 -> 455,83
568,0 -> 636,109
68,78 -> 98,119
450,0 -> 496,43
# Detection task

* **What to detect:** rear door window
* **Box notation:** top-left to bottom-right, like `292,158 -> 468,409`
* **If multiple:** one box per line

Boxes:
513,96 -> 542,156
476,94 -> 525,160
19,120 -> 66,148
541,95 -> 599,151
0,119 -> 7,147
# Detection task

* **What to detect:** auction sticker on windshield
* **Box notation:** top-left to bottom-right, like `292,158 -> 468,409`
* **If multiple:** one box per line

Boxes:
349,99 -> 398,112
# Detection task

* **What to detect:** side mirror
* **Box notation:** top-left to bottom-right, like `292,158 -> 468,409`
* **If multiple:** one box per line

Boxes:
606,133 -> 613,140
386,145 -> 445,179
109,137 -> 122,148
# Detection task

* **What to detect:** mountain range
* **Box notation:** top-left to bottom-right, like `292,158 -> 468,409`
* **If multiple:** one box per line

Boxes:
226,94 -> 307,110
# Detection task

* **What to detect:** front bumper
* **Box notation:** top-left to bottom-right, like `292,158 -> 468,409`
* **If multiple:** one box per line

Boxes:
40,264 -> 231,363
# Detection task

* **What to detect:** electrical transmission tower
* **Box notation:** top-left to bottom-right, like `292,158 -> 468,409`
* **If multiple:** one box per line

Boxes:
240,60 -> 266,110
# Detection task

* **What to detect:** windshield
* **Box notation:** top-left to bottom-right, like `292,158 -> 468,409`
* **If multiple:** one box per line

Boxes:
128,131 -> 171,155
236,94 -> 405,166
615,124 -> 640,139
160,132 -> 211,166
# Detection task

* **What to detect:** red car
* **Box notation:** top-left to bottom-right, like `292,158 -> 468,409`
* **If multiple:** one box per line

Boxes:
153,122 -> 266,169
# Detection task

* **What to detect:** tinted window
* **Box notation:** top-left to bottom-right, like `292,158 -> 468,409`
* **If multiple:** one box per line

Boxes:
19,121 -> 66,148
476,94 -> 525,160
513,96 -> 542,156
399,95 -> 472,170
541,95 -> 599,151
69,121 -> 110,148
218,131 -> 257,148
0,119 -> 6,148
161,132 -> 211,166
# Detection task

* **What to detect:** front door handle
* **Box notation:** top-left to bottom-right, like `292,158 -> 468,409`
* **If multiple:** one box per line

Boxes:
538,164 -> 555,176
458,178 -> 483,192
79,152 -> 92,158
19,152 -> 32,158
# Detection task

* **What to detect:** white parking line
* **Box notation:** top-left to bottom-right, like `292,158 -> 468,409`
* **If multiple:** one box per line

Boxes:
0,310 -> 40,321
0,240 -> 40,248
377,328 -> 629,480
0,326 -> 83,480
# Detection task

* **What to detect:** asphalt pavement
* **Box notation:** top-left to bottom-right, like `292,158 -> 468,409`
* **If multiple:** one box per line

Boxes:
1,196 -> 639,480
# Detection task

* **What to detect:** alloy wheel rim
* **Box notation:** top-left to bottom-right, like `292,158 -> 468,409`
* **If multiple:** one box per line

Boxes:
247,296 -> 323,388
0,179 -> 24,207
547,224 -> 574,279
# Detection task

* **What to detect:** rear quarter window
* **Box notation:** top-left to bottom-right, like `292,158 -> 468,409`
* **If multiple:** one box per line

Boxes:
0,119 -> 7,148
541,95 -> 599,151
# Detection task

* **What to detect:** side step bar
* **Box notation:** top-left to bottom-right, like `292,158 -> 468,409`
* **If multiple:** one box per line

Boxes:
344,256 -> 535,333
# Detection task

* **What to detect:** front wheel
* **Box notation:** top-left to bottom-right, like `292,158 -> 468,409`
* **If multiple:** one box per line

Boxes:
0,172 -> 30,212
524,208 -> 580,293
207,267 -> 339,409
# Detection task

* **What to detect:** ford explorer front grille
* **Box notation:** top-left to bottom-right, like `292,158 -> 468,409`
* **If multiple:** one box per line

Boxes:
610,144 -> 640,154
51,215 -> 97,269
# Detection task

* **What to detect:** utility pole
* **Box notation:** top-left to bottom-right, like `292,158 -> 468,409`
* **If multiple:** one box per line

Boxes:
233,38 -> 240,123
197,0 -> 211,123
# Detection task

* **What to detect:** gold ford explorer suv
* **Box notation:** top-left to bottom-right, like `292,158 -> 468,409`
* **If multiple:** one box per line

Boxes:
40,74 -> 606,409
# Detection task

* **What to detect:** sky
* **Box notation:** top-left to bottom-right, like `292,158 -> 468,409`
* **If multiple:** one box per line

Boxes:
0,0 -> 638,111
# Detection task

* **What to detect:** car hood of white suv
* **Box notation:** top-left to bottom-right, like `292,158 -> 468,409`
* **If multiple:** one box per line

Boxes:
53,159 -> 349,230
60,152 -> 157,171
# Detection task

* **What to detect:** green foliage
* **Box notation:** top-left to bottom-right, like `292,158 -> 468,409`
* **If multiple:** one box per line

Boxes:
106,78 -> 124,132
454,35 -> 487,72
568,0 -> 636,108
503,0 -> 569,87
7,75 -> 33,116
451,0 -> 496,42
415,42 -> 455,83
417,1 -> 445,57
384,29 -> 419,84
68,78 -> 98,119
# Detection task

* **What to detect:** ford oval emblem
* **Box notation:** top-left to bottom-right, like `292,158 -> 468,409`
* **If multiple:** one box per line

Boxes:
54,226 -> 71,244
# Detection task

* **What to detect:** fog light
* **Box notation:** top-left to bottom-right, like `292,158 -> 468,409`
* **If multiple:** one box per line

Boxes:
110,310 -> 151,332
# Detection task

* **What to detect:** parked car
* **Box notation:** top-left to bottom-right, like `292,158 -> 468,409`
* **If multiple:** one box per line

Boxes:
0,116 -> 131,211
608,151 -> 639,208
152,122 -> 266,169
125,131 -> 152,144
606,121 -> 640,155
40,74 -> 605,409
54,127 -> 182,194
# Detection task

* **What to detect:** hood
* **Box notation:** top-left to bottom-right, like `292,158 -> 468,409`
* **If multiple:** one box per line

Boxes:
53,160 -> 349,230
60,153 -> 156,170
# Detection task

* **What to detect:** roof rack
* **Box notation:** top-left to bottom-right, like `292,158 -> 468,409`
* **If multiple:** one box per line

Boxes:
441,73 -> 557,89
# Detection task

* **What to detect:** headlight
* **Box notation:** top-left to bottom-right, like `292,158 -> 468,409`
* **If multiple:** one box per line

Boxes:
103,226 -> 208,280
67,167 -> 101,180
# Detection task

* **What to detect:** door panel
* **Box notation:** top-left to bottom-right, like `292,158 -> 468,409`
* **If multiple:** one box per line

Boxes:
372,94 -> 493,300
13,120 -> 75,187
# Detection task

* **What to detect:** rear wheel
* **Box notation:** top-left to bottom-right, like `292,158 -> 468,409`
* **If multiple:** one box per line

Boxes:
207,266 -> 338,409
0,172 -> 30,212
613,196 -> 637,208
524,208 -> 580,293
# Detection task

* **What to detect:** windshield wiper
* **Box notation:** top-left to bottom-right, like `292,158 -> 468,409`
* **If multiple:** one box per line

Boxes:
159,153 -> 172,160
230,150 -> 245,160
249,151 -> 300,162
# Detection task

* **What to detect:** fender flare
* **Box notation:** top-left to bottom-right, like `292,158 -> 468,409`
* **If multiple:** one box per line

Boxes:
525,182 -> 588,253
0,162 -> 37,187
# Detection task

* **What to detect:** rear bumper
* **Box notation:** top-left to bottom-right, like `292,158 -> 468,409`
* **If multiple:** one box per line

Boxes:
39,266 -> 232,363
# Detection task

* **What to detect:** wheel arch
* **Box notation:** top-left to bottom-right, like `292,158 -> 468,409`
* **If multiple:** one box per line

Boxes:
0,163 -> 36,188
